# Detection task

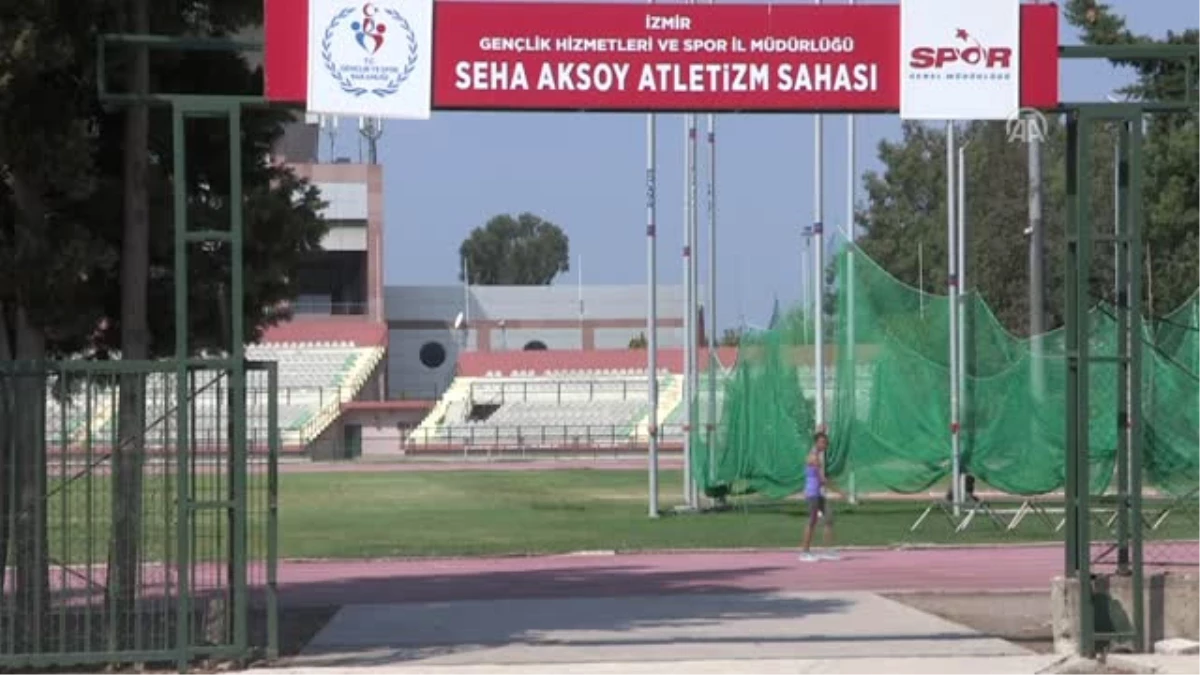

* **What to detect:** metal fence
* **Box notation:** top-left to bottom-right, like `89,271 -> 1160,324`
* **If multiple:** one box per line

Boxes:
395,423 -> 693,458
0,360 -> 277,669
467,378 -> 660,404
1090,489 -> 1200,570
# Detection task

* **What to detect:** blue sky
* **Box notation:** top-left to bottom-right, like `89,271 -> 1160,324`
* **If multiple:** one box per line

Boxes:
319,0 -> 1197,330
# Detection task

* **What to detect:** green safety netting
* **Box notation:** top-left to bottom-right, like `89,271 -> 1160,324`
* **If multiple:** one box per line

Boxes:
691,245 -> 1199,499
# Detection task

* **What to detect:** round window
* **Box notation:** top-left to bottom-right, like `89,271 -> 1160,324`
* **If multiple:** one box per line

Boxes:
418,341 -> 446,369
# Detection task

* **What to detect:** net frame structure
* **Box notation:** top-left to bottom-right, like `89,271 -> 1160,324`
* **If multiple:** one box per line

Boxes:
687,43 -> 1198,658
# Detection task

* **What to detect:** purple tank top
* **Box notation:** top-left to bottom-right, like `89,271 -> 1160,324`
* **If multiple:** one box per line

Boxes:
805,458 -> 822,498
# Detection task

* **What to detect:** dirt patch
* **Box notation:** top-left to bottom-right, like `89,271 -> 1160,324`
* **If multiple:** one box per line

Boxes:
885,591 -> 1055,654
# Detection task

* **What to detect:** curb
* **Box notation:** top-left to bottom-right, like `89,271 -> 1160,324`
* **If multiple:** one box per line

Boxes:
274,541 -> 1073,566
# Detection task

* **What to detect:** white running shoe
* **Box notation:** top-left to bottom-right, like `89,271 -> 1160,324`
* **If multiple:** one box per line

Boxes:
798,552 -> 820,562
818,549 -> 841,560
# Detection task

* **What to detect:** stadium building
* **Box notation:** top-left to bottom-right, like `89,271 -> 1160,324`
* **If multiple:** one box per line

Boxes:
258,119 -> 733,460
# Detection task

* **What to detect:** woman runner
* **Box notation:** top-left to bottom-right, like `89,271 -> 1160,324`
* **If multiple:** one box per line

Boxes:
799,430 -> 838,562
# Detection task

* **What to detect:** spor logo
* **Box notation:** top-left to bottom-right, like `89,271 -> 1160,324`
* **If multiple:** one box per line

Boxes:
321,2 -> 419,98
909,28 -> 1013,80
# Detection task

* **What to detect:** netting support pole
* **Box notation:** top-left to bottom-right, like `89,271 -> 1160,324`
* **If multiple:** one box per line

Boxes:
645,56 -> 659,518
682,111 -> 695,509
706,103 -> 718,493
812,25 -> 825,429
946,121 -> 961,515
956,138 -> 970,506
845,60 -> 858,503
688,106 -> 700,509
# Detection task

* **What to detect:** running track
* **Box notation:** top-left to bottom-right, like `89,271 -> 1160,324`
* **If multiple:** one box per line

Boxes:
271,543 -> 1200,607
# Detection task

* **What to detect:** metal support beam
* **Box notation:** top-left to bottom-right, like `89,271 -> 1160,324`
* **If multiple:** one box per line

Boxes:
1064,104 -> 1159,657
1064,108 -> 1095,657
1126,113 -> 1147,652
1114,120 -> 1131,577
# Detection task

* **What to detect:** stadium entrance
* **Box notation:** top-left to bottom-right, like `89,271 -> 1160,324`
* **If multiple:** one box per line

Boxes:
1,0 -> 1194,669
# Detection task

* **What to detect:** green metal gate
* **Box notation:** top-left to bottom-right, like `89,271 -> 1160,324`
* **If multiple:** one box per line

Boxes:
0,360 -> 278,668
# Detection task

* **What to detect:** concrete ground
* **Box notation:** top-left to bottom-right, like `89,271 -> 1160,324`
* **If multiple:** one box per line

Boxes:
250,545 -> 1200,674
289,591 -> 1029,668
255,653 -> 1070,667
257,655 -> 1200,674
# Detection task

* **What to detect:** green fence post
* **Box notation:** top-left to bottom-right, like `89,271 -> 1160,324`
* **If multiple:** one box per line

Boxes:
1064,110 -> 1081,582
171,101 -> 193,672
228,104 -> 249,654
1126,110 -> 1146,652
266,363 -> 280,660
1075,109 -> 1095,659
1064,108 -> 1097,658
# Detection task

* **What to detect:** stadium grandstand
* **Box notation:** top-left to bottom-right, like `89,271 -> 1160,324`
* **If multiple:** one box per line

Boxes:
403,347 -> 738,456
40,117 -> 734,462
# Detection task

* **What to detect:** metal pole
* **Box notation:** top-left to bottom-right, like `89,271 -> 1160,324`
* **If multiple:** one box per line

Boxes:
1114,121 -> 1130,573
813,0 -> 826,428
957,139 -> 969,504
1029,114 -> 1045,404
1113,132 -> 1120,301
578,254 -> 585,345
688,108 -> 700,508
946,121 -> 961,515
918,241 -> 925,318
645,76 -> 659,518
1126,112 -> 1146,653
682,111 -> 695,508
463,256 -> 471,352
845,32 -> 857,500
801,229 -> 810,342
706,104 -> 718,489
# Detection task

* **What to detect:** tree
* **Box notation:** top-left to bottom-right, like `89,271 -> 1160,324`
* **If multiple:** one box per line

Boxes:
628,332 -> 647,349
855,116 -> 1170,335
0,0 -> 328,650
853,4 -> 1196,334
1064,0 -> 1199,317
0,0 -> 104,650
459,212 -> 570,285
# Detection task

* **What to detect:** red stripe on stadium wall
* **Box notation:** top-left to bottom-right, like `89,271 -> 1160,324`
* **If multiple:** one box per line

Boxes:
265,0 -> 1059,111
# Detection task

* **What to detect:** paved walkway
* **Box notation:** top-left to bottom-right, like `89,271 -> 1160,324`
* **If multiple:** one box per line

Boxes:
262,545 -> 1199,674
290,591 -> 1030,668
260,655 -> 1200,674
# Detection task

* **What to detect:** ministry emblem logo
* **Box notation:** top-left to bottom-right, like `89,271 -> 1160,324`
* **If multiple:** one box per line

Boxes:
321,2 -> 419,98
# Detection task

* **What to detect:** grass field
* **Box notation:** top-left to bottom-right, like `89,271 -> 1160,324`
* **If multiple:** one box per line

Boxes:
44,468 -> 1196,561
272,469 -> 1195,559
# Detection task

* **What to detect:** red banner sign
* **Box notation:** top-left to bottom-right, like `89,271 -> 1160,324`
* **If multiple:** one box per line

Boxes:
265,1 -> 1059,112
